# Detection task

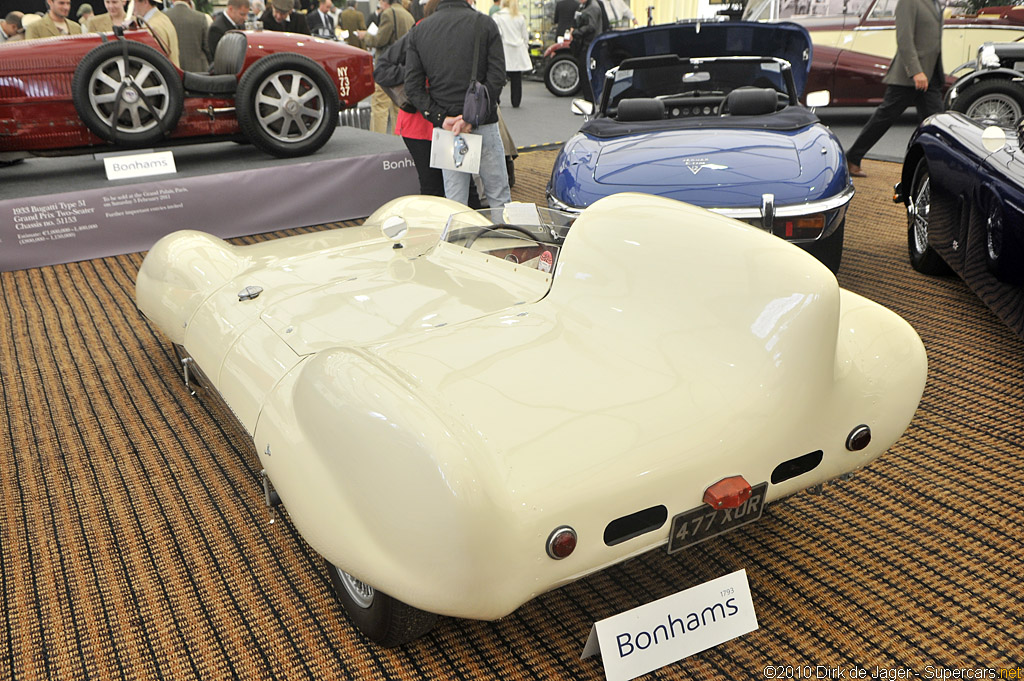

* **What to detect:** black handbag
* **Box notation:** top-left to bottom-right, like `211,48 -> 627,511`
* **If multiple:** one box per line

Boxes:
462,14 -> 490,128
372,31 -> 415,112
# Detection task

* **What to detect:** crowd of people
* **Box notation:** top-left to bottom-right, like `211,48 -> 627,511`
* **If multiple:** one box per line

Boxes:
1,0 -> 638,210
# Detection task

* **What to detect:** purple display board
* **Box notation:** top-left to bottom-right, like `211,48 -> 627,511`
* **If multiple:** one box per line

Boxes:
0,150 -> 420,272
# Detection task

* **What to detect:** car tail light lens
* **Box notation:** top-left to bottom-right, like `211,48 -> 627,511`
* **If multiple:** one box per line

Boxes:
546,526 -> 577,559
773,214 -> 825,239
846,424 -> 871,451
703,475 -> 753,510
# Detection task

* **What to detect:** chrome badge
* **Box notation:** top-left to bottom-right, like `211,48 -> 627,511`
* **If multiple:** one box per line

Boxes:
685,158 -> 728,175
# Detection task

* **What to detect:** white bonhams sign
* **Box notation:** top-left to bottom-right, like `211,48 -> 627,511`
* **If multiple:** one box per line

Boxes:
581,569 -> 758,681
103,151 -> 177,181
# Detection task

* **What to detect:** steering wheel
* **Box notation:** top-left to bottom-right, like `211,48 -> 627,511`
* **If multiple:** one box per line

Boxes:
462,224 -> 547,249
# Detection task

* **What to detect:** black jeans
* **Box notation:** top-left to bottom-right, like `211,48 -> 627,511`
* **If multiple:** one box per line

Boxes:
402,136 -> 445,197
507,71 -> 523,107
847,82 -> 943,166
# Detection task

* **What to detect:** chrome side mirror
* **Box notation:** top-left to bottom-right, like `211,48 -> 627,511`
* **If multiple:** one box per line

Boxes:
805,90 -> 831,109
571,98 -> 594,117
381,216 -> 408,241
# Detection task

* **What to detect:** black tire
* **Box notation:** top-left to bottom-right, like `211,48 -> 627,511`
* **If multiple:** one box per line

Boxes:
907,158 -> 952,275
544,53 -> 580,97
325,559 -> 438,647
71,40 -> 184,146
799,219 -> 844,274
236,54 -> 340,158
950,79 -> 1024,128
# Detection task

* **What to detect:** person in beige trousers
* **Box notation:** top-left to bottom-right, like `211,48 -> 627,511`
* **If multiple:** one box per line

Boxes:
359,0 -> 414,134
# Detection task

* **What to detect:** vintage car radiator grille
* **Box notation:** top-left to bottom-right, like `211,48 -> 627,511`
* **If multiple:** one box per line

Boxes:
0,73 -> 73,99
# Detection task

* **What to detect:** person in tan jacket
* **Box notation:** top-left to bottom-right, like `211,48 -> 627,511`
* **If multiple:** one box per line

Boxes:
25,0 -> 82,38
134,0 -> 181,67
358,0 -> 414,134
339,0 -> 365,48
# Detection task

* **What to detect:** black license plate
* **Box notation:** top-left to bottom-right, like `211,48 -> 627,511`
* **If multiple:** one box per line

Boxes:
667,482 -> 769,554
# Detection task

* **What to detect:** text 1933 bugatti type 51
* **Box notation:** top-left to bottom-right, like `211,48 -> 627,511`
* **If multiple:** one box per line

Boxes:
897,111 -> 1024,336
0,26 -> 373,160
546,22 -> 852,274
136,193 -> 927,646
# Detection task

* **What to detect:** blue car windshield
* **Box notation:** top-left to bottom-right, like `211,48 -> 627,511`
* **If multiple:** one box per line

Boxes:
606,57 -> 789,110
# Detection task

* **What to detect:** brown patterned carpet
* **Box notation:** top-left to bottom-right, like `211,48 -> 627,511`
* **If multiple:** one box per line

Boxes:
1,152 -> 1022,680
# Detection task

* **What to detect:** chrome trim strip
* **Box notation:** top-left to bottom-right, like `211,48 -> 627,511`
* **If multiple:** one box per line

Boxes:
710,184 -> 855,219
548,184 -> 855,220
854,24 -> 1024,31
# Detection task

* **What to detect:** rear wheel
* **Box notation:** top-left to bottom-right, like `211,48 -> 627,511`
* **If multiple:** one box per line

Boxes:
950,79 -> 1024,128
236,54 -> 340,158
544,54 -> 580,97
907,158 -> 952,275
325,559 -> 438,647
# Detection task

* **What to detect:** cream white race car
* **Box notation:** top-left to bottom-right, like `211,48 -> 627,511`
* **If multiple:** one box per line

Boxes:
136,193 -> 927,647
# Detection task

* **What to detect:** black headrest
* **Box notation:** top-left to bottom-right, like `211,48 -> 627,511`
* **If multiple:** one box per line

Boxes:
212,31 -> 248,76
616,98 -> 666,122
724,87 -> 779,116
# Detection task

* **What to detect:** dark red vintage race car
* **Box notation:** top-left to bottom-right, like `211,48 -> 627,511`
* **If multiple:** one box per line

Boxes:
0,27 -> 374,159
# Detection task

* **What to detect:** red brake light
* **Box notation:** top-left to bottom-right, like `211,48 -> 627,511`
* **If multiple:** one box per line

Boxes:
703,476 -> 753,510
774,214 -> 825,239
546,526 -> 577,559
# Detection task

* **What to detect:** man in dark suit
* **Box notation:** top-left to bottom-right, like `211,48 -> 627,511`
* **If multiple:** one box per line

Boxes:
305,0 -> 335,37
165,0 -> 210,72
261,0 -> 310,33
208,0 -> 250,55
846,0 -> 943,178
552,0 -> 574,39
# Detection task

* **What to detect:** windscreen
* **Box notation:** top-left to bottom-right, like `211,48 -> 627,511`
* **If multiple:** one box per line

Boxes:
442,205 -> 576,274
606,58 -> 789,112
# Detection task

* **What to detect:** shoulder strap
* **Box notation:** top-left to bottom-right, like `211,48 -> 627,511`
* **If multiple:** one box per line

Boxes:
471,12 -> 484,83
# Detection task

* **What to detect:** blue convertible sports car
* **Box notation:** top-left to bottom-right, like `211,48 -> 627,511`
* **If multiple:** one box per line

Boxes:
546,22 -> 853,273
896,111 -> 1024,337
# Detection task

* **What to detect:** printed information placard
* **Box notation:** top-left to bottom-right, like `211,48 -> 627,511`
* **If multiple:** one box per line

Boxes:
581,569 -> 758,681
0,150 -> 419,272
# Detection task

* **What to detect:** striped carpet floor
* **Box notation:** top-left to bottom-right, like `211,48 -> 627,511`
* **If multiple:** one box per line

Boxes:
0,152 -> 1021,680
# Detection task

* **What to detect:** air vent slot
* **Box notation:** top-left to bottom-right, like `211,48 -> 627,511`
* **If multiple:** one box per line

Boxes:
604,505 -> 668,546
771,450 -> 823,484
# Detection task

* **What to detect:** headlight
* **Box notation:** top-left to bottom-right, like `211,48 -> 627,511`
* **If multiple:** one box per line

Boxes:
979,43 -> 1000,70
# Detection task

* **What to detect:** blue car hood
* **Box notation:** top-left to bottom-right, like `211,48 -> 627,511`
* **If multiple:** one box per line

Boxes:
593,129 -> 801,186
588,21 -> 813,104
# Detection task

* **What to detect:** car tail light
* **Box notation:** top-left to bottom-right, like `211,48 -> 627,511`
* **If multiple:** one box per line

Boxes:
703,475 -> 753,510
846,424 -> 871,451
773,214 -> 825,239
546,526 -> 577,559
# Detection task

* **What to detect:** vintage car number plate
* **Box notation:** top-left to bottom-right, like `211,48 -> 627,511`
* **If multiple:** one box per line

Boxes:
667,482 -> 769,554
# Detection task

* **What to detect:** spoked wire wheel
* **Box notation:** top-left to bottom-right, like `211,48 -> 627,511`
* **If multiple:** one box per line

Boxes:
906,158 -> 951,275
965,92 -> 1021,128
910,171 -> 931,256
